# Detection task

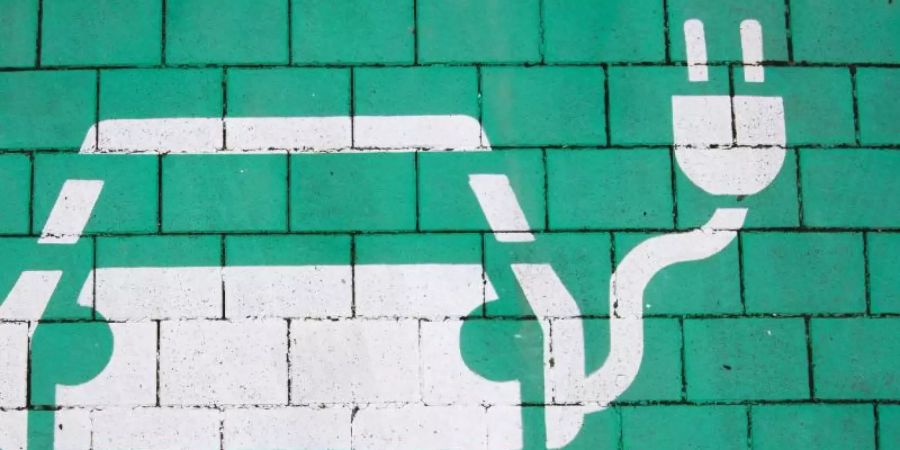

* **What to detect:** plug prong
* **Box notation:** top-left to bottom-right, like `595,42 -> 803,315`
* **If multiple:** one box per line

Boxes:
740,19 -> 765,82
684,19 -> 708,82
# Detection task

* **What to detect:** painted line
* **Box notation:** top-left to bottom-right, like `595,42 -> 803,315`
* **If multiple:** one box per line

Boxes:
740,19 -> 765,83
38,180 -> 104,245
469,174 -> 535,242
0,271 -> 62,321
684,19 -> 709,82
81,116 -> 491,153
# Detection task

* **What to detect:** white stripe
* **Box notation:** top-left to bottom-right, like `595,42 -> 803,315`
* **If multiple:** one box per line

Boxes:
684,19 -> 709,82
225,116 -> 351,151
740,19 -> 765,83
38,180 -> 104,245
0,271 -> 62,320
354,114 -> 487,150
468,174 -> 535,242
95,267 -> 222,320
355,264 -> 484,318
96,118 -> 223,153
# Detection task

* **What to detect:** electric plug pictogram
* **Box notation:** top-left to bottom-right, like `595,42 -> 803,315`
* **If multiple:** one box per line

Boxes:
673,19 -> 787,195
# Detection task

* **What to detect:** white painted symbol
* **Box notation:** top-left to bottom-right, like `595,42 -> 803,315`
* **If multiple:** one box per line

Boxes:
3,31 -> 790,444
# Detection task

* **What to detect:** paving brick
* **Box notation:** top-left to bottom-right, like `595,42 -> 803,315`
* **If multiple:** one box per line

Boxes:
676,149 -> 800,229
0,238 -> 93,320
166,0 -> 288,64
544,0 -> 664,63
224,235 -> 351,318
101,68 -> 221,120
352,405 -> 492,449
751,404 -> 875,450
880,405 -> 900,450
92,407 -> 222,450
56,322 -> 157,407
223,406 -> 351,449
289,319 -> 419,404
0,154 -> 30,234
622,405 -> 747,450
577,318 -> 683,402
684,318 -> 809,401
869,233 -> 900,314
30,322 -> 114,406
857,68 -> 900,145
292,0 -> 413,64
355,234 -> 483,318
418,0 -> 540,63
544,408 -> 620,449
41,0 -> 161,66
482,67 -> 606,146
227,68 -> 349,118
668,0 -> 788,62
743,232 -> 865,314
0,323 -> 27,408
547,149 -> 673,230
0,0 -> 38,67
419,150 -> 544,232
0,410 -> 27,450
791,0 -> 899,63
811,318 -> 900,400
608,66 -> 729,145
800,149 -> 900,228
615,232 -> 741,314
734,67 -> 854,145
96,236 -> 221,320
354,66 -> 478,148
33,153 -> 158,234
160,319 -> 288,406
0,70 -> 95,150
162,154 -> 287,232
290,153 -> 415,232
485,232 -> 611,316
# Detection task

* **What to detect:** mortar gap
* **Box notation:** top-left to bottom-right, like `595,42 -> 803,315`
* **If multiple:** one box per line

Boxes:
286,0 -> 293,65
538,0 -> 546,64
850,66 -> 862,145
746,405 -> 753,448
35,0 -> 44,67
481,232 -> 487,318
662,0 -> 671,63
414,151 -> 421,232
737,232 -> 747,314
804,316 -> 815,399
794,149 -> 805,228
413,0 -> 419,64
221,68 -> 228,150
603,63 -> 611,147
350,234 -> 357,317
863,232 -> 872,316
728,64 -> 737,146
783,0 -> 794,61
874,402 -> 881,450
161,0 -> 167,65
349,68 -> 356,148
542,148 -> 550,231
286,318 -> 292,405
157,154 -> 164,232
220,234 -> 226,319
668,145 -> 679,228
155,319 -> 161,407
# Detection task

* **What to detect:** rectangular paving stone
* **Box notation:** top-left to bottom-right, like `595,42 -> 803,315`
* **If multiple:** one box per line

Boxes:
92,407 -> 221,450
227,68 -> 349,118
791,0 -> 899,63
0,154 -> 30,234
0,238 -> 93,320
101,68 -> 221,120
224,235 -> 352,319
0,70 -> 96,150
224,407 -> 351,449
0,322 -> 27,408
800,149 -> 900,228
96,235 -> 221,320
160,319 -> 288,406
742,232 -> 865,314
751,404 -> 875,450
608,66 -> 729,145
622,405 -> 747,450
676,149 -> 799,229
543,0 -> 665,63
734,67 -> 855,145
290,153 -> 415,232
162,154 -> 287,232
583,318 -> 682,402
668,0 -> 788,62
869,233 -> 900,314
417,0 -> 540,63
615,232 -> 741,315
419,150 -> 544,232
41,0 -> 161,66
856,68 -> 900,145
353,67 -> 479,148
482,67 -> 606,146
811,318 -> 900,400
292,0 -> 413,64
547,149 -> 673,230
0,0 -> 38,67
166,0 -> 288,64
485,232 -> 611,316
880,405 -> 900,450
34,153 -> 158,234
684,318 -> 809,401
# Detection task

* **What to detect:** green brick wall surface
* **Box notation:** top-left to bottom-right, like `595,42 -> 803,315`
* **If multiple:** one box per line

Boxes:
0,0 -> 897,449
